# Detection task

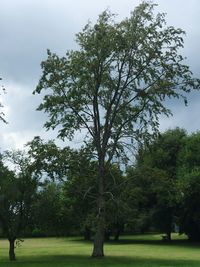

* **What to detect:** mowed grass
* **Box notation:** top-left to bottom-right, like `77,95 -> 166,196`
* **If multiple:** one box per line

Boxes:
0,234 -> 200,266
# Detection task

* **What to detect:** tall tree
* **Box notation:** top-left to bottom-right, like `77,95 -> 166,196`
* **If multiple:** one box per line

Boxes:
34,2 -> 200,256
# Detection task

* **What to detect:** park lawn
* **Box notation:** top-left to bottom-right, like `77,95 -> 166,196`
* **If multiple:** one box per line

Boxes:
0,234 -> 200,267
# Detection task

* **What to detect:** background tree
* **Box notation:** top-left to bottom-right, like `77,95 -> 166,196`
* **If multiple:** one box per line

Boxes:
26,136 -> 73,182
177,132 -> 200,176
34,1 -> 200,257
177,132 -> 200,241
104,165 -> 128,241
125,166 -> 158,234
32,181 -> 69,237
27,137 -> 97,238
0,151 -> 37,261
133,128 -> 186,240
28,136 -> 129,241
178,170 -> 200,241
62,160 -> 97,240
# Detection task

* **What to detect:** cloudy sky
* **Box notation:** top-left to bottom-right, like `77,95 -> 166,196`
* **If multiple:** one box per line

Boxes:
0,0 -> 200,151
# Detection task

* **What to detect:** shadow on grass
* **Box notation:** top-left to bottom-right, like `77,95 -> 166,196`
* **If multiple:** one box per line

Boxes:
72,236 -> 200,249
108,238 -> 200,246
0,254 -> 200,267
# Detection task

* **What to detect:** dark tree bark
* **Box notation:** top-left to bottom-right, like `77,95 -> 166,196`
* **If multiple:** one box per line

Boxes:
114,230 -> 120,241
9,238 -> 16,261
114,224 -> 124,241
84,226 -> 91,241
92,161 -> 105,257
166,231 -> 171,242
104,229 -> 111,241
92,211 -> 105,257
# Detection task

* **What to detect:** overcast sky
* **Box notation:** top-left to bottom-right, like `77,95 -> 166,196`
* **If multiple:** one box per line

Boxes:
0,0 -> 200,151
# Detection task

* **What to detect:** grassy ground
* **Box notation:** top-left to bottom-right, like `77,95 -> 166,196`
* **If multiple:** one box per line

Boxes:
0,234 -> 200,266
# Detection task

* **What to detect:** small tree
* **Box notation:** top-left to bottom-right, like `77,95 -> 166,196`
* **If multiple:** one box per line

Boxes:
0,151 -> 37,261
34,1 -> 200,256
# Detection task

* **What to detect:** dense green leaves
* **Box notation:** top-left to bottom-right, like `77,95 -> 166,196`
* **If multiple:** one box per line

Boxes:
0,151 -> 38,260
177,132 -> 200,240
32,182 -> 68,236
26,136 -> 74,181
131,128 -> 186,239
179,171 -> 200,241
34,2 -> 199,162
178,132 -> 200,175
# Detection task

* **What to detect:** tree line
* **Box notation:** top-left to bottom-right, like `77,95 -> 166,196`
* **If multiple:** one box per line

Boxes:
1,128 -> 200,260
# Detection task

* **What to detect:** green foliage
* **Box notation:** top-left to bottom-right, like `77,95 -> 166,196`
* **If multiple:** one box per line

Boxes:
178,132 -> 200,175
131,128 -> 186,237
129,129 -> 200,241
177,132 -> 200,241
179,170 -> 200,241
0,158 -> 16,235
34,2 -> 199,163
26,136 -> 73,181
137,128 -> 186,174
62,160 -> 128,239
0,151 -> 38,260
32,182 -> 68,236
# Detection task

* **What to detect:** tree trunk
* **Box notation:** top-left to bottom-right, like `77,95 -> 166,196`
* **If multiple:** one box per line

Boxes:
84,226 -> 91,241
92,209 -> 105,257
92,161 -> 105,257
114,231 -> 120,241
104,229 -> 111,241
166,231 -> 171,241
114,223 -> 124,241
9,238 -> 16,261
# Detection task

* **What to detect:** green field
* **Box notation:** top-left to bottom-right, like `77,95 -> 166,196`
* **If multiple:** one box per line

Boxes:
0,234 -> 200,266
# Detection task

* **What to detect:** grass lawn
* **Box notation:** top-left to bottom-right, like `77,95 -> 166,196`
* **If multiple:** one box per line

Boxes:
0,234 -> 200,266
